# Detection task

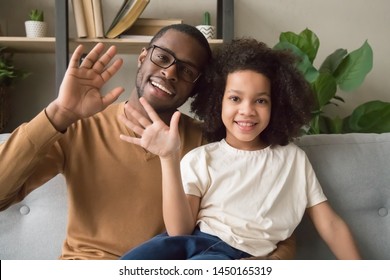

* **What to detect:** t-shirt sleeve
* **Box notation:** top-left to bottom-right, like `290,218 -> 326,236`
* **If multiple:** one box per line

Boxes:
304,153 -> 327,208
180,147 -> 210,198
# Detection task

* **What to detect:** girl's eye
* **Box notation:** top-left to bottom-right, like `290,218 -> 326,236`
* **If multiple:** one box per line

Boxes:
229,96 -> 239,102
257,98 -> 269,104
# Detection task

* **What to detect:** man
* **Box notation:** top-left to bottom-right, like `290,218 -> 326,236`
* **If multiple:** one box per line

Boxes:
0,24 -> 294,259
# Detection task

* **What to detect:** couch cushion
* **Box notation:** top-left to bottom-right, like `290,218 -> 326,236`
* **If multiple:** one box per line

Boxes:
295,133 -> 390,260
0,133 -> 68,259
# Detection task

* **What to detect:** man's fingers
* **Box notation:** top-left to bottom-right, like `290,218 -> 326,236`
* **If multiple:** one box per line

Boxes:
100,57 -> 124,82
79,43 -> 105,69
68,44 -> 85,68
91,45 -> 117,73
101,87 -> 125,108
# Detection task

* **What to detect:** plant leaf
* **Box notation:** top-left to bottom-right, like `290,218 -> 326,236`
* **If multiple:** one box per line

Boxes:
279,28 -> 319,63
319,48 -> 347,74
314,115 -> 343,134
273,41 -> 319,83
312,72 -> 337,108
346,100 -> 390,132
334,41 -> 373,91
299,28 -> 320,62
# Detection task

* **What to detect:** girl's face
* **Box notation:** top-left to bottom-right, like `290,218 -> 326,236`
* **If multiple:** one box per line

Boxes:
222,70 -> 271,150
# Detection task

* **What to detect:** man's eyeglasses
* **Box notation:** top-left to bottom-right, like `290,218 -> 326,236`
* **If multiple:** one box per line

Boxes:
147,45 -> 202,83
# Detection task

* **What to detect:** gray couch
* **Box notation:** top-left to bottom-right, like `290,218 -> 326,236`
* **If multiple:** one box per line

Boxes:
0,132 -> 389,259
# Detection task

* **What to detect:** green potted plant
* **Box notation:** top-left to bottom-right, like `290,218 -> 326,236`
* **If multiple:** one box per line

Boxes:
196,11 -> 216,40
0,47 -> 29,87
25,9 -> 48,38
273,28 -> 390,134
0,46 -> 29,132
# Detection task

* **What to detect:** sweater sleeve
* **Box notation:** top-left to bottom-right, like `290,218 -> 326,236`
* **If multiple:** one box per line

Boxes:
0,110 -> 65,210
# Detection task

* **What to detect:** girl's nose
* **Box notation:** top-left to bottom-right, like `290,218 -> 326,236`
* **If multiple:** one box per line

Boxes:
239,102 -> 255,115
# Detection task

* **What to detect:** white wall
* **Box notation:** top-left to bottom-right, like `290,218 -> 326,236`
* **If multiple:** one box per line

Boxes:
235,0 -> 390,119
1,0 -> 389,131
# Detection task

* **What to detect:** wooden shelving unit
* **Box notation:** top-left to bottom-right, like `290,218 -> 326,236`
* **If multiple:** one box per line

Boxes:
0,0 -> 234,93
0,36 -> 223,54
0,37 -> 56,53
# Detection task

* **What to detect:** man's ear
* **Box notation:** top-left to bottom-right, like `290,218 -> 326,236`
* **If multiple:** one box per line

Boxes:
138,48 -> 148,67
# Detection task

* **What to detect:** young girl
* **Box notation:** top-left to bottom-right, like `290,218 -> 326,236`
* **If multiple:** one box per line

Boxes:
119,38 -> 361,260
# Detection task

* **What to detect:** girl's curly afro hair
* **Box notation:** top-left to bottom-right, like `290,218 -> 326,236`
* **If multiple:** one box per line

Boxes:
191,38 -> 314,146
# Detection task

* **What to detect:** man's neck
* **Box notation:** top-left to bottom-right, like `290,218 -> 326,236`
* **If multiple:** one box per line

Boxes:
126,91 -> 175,126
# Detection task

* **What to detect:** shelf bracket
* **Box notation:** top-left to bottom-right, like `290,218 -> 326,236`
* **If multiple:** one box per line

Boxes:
217,0 -> 234,42
55,0 -> 69,95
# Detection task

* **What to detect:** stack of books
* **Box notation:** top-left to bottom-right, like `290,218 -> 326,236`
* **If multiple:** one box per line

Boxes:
71,0 -> 105,38
71,0 -> 182,39
72,0 -> 150,38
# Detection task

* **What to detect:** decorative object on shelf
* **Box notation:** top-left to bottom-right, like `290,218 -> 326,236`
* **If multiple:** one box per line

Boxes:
274,28 -> 390,134
0,47 -> 30,132
121,18 -> 183,36
25,9 -> 48,38
196,11 -> 216,40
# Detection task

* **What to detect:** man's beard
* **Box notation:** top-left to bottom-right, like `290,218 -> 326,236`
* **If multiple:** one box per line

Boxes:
135,81 -> 175,115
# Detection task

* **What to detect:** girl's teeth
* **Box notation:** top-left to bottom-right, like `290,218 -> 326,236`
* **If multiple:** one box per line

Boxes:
237,122 -> 254,127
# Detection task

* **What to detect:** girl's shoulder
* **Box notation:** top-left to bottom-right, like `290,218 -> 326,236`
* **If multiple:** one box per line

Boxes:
271,142 -> 308,159
182,141 -> 223,161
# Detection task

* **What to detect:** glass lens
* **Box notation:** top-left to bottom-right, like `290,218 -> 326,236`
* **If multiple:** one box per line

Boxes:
151,46 -> 200,83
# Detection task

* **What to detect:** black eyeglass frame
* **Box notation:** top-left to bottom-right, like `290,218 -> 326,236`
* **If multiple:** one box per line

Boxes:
147,45 -> 202,83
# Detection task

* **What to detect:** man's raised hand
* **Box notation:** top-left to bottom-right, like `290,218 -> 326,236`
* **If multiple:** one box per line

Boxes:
46,43 -> 124,131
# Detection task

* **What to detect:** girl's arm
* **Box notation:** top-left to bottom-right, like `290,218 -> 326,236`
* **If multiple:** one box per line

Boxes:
306,201 -> 361,259
159,154 -> 200,236
119,97 -> 198,236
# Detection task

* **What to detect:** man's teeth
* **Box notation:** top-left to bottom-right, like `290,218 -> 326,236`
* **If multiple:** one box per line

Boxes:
151,81 -> 173,95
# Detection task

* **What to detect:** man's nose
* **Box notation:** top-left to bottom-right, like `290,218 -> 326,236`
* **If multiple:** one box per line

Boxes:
161,62 -> 179,81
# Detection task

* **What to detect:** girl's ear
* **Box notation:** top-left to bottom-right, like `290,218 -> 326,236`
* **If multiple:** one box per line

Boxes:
138,48 -> 148,67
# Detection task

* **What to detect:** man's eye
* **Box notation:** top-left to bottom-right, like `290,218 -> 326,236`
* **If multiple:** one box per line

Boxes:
156,54 -> 170,63
181,65 -> 195,77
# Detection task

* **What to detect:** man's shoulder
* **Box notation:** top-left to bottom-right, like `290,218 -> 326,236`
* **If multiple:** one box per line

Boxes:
178,113 -> 205,156
180,113 -> 202,126
179,113 -> 203,136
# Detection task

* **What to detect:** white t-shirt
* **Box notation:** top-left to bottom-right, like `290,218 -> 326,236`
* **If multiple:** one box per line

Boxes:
181,139 -> 327,256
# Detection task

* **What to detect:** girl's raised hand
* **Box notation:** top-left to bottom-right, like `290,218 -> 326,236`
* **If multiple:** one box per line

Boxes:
119,97 -> 181,158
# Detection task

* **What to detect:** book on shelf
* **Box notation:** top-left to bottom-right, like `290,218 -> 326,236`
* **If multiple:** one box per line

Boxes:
71,0 -> 87,38
82,0 -> 96,38
105,0 -> 150,39
120,18 -> 183,36
92,0 -> 104,38
72,0 -> 104,38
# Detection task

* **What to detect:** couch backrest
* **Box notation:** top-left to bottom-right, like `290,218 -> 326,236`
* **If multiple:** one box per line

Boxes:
1,133 -> 389,259
295,133 -> 390,260
0,133 -> 67,260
